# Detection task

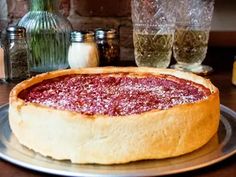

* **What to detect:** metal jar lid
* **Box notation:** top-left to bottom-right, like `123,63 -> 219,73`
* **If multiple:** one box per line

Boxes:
95,28 -> 118,39
70,31 -> 95,42
7,26 -> 26,39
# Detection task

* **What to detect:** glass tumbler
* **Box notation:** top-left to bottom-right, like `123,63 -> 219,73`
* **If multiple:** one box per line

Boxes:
171,0 -> 215,74
131,0 -> 176,68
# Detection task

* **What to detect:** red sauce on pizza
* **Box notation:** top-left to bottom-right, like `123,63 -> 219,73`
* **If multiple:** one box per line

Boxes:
18,73 -> 211,116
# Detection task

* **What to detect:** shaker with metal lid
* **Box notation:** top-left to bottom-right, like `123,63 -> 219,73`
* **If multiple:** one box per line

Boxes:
6,26 -> 29,81
0,30 -> 7,83
95,28 -> 120,66
68,31 -> 99,68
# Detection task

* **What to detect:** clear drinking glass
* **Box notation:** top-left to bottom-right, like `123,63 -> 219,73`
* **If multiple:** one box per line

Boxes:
131,0 -> 176,68
171,0 -> 215,74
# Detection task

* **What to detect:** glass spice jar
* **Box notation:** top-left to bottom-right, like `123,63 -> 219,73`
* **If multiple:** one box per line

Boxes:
6,26 -> 29,82
232,56 -> 236,86
0,30 -> 7,83
95,28 -> 120,66
68,31 -> 99,68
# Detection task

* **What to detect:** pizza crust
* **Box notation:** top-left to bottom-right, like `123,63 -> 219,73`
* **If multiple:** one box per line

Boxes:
9,67 -> 220,164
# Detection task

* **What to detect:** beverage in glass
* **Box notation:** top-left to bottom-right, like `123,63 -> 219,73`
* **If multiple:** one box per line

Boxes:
173,29 -> 209,65
131,0 -> 176,68
171,0 -> 215,74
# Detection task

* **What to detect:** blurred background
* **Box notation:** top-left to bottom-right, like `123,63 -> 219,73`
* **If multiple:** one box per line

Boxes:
1,0 -> 235,70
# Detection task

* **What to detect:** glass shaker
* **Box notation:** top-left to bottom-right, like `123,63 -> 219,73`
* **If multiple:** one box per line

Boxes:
68,31 -> 99,68
95,29 -> 120,66
6,26 -> 29,82
0,30 -> 7,83
232,56 -> 236,86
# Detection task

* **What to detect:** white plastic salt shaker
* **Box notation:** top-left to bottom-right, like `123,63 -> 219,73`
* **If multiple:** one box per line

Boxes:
68,31 -> 99,68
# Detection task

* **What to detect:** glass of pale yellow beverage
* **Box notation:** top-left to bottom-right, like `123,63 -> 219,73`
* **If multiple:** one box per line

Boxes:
171,0 -> 215,74
131,0 -> 176,68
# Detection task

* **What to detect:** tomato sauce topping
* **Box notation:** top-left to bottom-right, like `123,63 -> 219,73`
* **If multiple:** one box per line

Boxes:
18,73 -> 211,116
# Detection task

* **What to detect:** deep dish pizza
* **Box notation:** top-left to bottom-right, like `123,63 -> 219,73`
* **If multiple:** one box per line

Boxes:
9,67 -> 220,164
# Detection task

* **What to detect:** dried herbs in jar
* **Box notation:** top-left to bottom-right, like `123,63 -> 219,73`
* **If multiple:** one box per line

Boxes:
0,30 -> 7,83
6,26 -> 29,82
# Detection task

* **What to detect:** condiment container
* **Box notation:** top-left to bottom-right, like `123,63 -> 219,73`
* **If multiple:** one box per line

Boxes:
6,26 -> 29,82
68,31 -> 99,68
95,28 -> 120,66
232,57 -> 236,86
0,30 -> 7,83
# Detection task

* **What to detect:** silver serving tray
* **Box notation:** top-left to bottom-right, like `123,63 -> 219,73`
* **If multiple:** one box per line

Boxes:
0,104 -> 236,177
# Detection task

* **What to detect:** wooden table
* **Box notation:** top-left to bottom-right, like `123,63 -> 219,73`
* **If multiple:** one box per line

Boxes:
0,70 -> 236,177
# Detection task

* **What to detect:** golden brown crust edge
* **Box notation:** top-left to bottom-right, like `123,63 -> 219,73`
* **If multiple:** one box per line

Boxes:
9,67 -> 220,164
